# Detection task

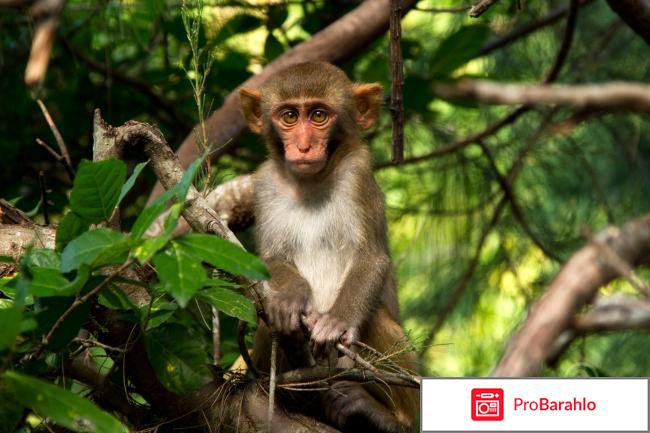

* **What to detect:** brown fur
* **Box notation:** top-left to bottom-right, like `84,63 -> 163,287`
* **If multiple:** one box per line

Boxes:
240,62 -> 419,433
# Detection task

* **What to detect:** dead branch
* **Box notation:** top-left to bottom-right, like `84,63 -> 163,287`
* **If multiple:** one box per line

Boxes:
0,0 -> 68,87
148,0 -> 419,202
469,0 -> 498,18
605,0 -> 650,46
389,0 -> 404,164
0,200 -> 32,226
434,81 -> 650,114
493,214 -> 650,377
36,99 -> 73,171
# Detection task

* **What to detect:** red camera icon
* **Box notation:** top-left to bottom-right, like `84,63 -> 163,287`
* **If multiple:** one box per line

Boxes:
471,388 -> 504,421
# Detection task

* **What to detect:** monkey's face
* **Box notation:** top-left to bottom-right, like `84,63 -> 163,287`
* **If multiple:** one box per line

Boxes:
270,100 -> 335,176
239,62 -> 383,177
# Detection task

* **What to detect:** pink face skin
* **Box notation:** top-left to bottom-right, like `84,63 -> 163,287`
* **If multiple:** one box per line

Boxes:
272,99 -> 337,177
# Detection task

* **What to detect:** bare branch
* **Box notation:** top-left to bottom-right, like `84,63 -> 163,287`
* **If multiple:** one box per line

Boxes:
277,366 -> 420,389
434,81 -> 650,114
389,0 -> 404,163
493,214 -> 650,377
469,0 -> 498,18
36,99 -> 73,172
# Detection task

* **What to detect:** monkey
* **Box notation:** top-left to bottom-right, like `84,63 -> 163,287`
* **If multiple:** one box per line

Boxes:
239,62 -> 419,433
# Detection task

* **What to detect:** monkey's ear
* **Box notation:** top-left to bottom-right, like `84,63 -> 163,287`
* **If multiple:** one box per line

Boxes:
239,88 -> 264,134
353,83 -> 382,130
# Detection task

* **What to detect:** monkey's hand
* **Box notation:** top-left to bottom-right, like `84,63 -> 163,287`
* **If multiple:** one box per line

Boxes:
265,285 -> 311,336
304,311 -> 359,357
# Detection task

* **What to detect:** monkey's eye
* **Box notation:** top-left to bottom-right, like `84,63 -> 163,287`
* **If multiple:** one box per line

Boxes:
281,110 -> 299,125
310,110 -> 328,124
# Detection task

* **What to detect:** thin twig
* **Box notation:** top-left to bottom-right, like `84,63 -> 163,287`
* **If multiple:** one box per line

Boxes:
237,320 -> 261,377
36,99 -> 73,172
267,335 -> 278,432
336,342 -> 379,374
30,260 -> 133,359
469,0 -> 498,17
477,140 -> 560,262
415,5 -> 470,13
212,306 -> 221,365
38,171 -> 49,225
389,0 -> 404,163
36,138 -> 75,181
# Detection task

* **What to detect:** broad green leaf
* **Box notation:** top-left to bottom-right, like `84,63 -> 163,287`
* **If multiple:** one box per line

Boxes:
175,233 -> 268,280
28,268 -> 75,297
24,249 -> 60,270
2,371 -> 129,432
60,229 -> 125,273
153,241 -> 206,307
130,158 -> 201,242
143,324 -> 211,394
198,287 -> 256,324
0,308 -> 21,350
117,161 -> 148,206
0,256 -> 13,263
55,212 -> 90,251
98,285 -> 138,311
69,160 -> 127,223
430,25 -> 492,78
143,299 -> 177,330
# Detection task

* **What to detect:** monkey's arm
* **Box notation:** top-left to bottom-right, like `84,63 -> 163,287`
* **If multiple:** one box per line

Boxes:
264,259 -> 313,335
307,246 -> 390,347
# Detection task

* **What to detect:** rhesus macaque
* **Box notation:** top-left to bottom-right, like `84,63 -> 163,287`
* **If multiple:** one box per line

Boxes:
239,62 -> 419,433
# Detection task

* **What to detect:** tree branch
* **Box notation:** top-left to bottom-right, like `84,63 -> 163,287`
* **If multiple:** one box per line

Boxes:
435,81 -> 650,114
493,214 -> 650,377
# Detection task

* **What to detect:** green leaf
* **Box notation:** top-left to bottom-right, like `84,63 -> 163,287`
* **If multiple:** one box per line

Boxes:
175,233 -> 268,280
264,32 -> 284,61
56,212 -> 90,251
98,285 -> 138,311
29,267 -> 77,297
267,4 -> 288,29
60,229 -> 126,273
0,308 -> 21,350
69,160 -> 127,223
117,161 -> 148,206
142,300 -> 177,330
0,382 -> 22,433
430,25 -> 492,78
2,371 -> 129,432
33,296 -> 92,351
23,249 -> 60,272
130,158 -> 201,242
153,242 -> 206,307
198,287 -> 256,324
0,256 -> 14,263
143,324 -> 211,394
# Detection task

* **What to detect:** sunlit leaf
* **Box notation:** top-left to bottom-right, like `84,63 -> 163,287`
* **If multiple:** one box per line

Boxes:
198,287 -> 256,324
69,159 -> 127,223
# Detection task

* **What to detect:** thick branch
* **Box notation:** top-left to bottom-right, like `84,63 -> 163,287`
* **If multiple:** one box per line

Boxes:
493,214 -> 650,377
435,81 -> 650,114
605,0 -> 650,46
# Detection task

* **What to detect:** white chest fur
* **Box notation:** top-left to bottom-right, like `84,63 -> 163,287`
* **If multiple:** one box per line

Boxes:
257,175 -> 361,312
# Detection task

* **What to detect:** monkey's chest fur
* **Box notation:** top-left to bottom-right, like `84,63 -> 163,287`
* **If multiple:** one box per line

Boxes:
256,171 -> 362,313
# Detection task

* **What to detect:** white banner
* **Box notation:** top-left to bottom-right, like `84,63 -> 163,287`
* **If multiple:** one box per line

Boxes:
421,378 -> 648,432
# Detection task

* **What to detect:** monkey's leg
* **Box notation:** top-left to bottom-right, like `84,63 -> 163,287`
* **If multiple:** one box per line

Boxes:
356,307 -> 420,431
323,380 -> 407,433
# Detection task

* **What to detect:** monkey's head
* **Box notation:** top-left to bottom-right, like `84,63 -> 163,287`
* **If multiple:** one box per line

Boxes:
239,62 -> 382,177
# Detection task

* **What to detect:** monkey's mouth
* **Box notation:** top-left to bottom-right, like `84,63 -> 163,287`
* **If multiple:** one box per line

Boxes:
286,158 -> 326,175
